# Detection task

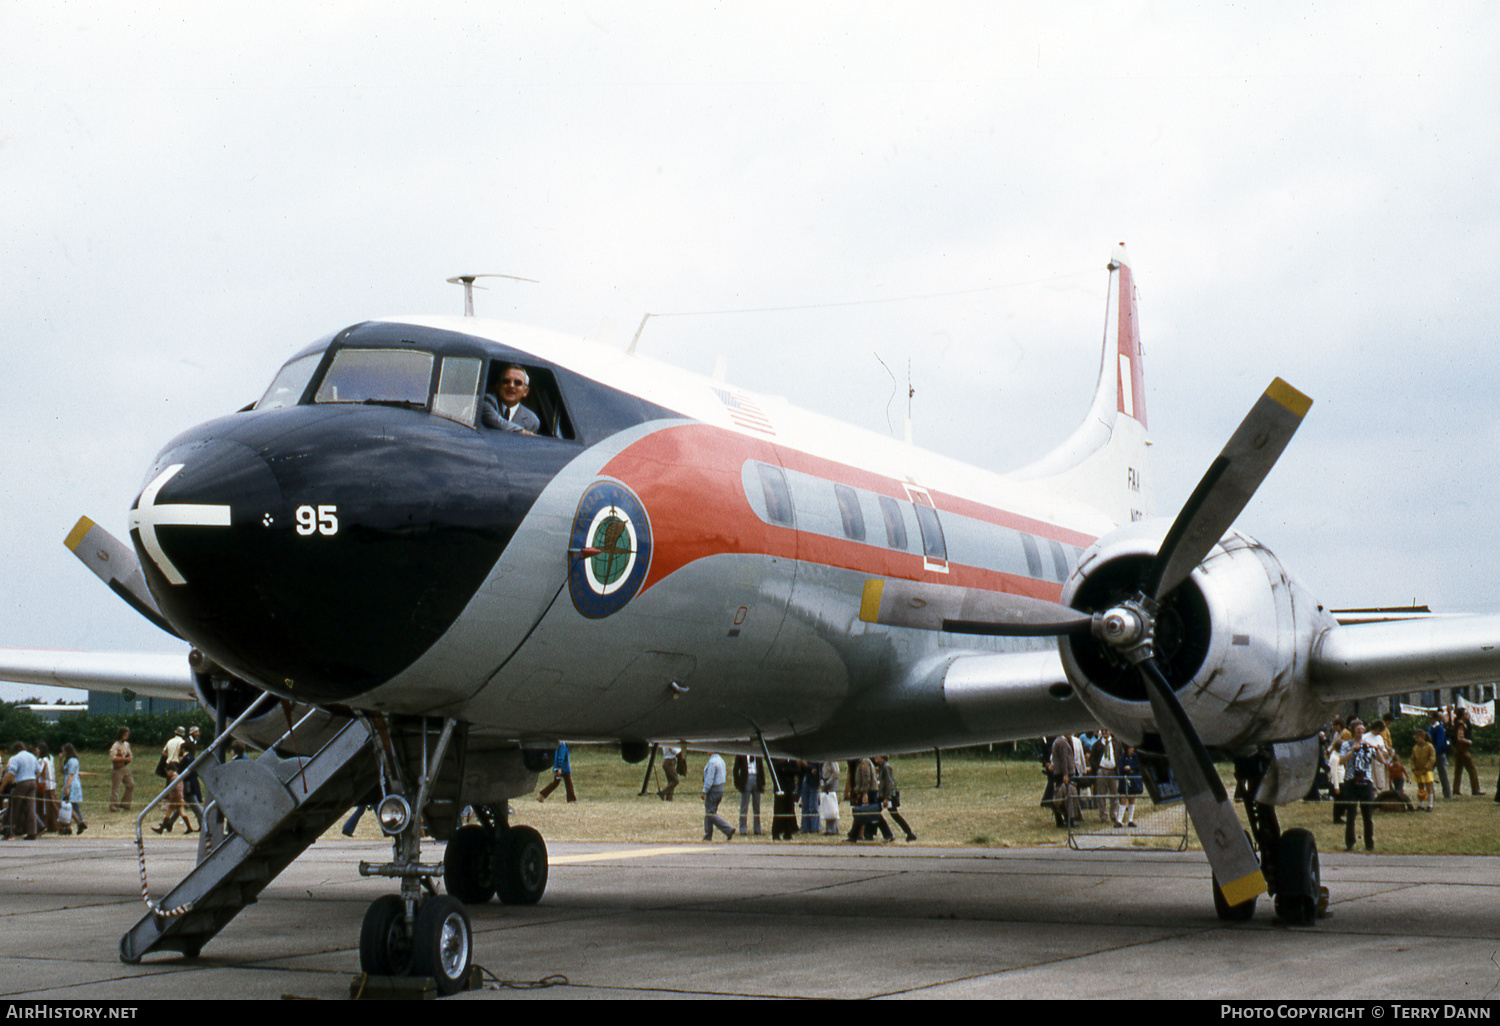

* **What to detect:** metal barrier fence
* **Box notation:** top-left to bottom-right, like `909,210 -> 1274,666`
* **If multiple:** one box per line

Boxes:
1059,773 -> 1189,851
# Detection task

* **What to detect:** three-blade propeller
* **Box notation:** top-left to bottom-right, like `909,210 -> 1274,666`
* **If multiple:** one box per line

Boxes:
863,378 -> 1312,907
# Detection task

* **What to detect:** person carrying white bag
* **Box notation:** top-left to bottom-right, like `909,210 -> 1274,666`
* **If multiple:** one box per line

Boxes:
819,760 -> 841,835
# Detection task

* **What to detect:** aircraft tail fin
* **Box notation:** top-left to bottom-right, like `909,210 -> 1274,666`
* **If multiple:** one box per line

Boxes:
1010,243 -> 1153,526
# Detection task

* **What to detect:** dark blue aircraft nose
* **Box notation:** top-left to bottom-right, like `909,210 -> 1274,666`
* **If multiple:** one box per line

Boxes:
132,409 -> 530,703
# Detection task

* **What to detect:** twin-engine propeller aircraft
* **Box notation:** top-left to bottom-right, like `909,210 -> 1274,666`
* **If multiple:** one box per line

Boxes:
7,243 -> 1500,992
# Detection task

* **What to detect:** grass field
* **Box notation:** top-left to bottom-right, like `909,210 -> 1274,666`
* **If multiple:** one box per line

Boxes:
24,746 -> 1500,858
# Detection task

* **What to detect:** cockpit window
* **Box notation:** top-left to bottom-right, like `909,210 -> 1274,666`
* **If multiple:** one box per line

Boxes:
313,348 -> 434,408
254,352 -> 324,411
432,356 -> 482,428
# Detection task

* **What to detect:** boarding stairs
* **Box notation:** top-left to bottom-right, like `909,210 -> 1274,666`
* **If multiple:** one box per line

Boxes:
120,715 -> 381,963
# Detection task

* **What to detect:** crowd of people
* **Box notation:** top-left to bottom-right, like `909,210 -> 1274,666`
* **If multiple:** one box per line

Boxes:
1313,706 -> 1494,852
1039,729 -> 1144,829
7,709 -> 1496,847
1037,705 -> 1496,854
1,724 -> 206,840
2,738 -> 92,839
692,752 -> 916,844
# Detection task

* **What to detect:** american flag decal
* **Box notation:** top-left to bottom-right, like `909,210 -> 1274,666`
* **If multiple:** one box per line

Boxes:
714,388 -> 775,435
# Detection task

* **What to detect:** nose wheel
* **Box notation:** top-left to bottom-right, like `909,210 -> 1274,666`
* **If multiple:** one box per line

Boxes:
355,715 -> 482,996
412,896 -> 473,992
359,895 -> 415,977
359,894 -> 473,996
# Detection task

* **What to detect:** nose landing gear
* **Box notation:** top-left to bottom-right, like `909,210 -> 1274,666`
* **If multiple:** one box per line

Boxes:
354,717 -> 552,995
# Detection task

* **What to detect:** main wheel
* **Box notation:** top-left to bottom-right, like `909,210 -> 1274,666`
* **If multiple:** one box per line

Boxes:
1273,827 -> 1320,926
359,894 -> 413,976
443,824 -> 497,905
411,895 -> 472,995
494,825 -> 548,905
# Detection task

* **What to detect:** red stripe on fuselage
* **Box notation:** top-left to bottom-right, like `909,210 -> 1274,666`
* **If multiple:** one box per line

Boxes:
599,424 -> 1098,599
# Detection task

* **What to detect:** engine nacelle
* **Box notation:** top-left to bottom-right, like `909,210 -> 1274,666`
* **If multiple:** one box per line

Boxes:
1060,522 -> 1338,756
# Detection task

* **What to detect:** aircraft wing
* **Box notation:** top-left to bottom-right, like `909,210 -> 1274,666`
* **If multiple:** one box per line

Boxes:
723,647 -> 1098,761
938,649 -> 1099,744
1311,614 -> 1500,703
0,648 -> 197,702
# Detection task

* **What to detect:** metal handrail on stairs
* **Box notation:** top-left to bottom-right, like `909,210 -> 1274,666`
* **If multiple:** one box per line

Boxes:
129,692 -> 323,918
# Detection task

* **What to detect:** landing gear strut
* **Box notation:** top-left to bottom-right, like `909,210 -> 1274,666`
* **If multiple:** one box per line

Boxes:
1220,756 -> 1326,926
356,716 -> 476,995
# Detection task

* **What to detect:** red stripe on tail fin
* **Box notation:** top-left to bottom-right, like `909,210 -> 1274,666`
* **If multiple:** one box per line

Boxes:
1114,244 -> 1147,430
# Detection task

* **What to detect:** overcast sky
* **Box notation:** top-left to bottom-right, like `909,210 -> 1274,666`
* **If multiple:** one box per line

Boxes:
4,3 -> 1498,702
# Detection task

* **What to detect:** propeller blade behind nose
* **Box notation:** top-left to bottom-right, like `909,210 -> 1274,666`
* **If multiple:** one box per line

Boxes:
64,516 -> 183,639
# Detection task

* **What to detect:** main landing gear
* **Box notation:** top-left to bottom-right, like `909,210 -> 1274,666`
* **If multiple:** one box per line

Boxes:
442,807 -> 549,907
354,718 -> 551,996
1212,756 -> 1327,927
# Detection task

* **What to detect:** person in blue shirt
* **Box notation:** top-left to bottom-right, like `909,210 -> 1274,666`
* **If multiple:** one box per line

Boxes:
3,742 -> 40,840
536,742 -> 576,803
700,753 -> 734,841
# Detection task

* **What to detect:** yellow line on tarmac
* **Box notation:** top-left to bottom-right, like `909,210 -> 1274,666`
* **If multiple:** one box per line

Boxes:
550,846 -> 707,865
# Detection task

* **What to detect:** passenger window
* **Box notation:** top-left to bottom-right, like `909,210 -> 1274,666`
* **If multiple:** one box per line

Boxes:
835,485 -> 866,541
1020,534 -> 1043,578
433,357 -> 482,428
313,349 -> 433,408
1049,540 -> 1070,581
758,464 -> 793,526
914,504 -> 947,564
878,496 -> 908,550
905,487 -> 948,572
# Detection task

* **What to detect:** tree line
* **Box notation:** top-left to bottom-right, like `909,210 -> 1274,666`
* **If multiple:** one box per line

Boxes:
0,702 -> 215,752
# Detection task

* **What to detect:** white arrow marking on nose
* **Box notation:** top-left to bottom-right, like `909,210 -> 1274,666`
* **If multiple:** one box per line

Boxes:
129,464 -> 232,586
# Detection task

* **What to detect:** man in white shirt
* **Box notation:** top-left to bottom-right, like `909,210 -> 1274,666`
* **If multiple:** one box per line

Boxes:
659,745 -> 680,801
701,753 -> 735,841
163,726 -> 186,769
1090,730 -> 1122,827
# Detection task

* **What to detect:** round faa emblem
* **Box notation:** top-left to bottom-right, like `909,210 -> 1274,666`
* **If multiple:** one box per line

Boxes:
567,480 -> 652,618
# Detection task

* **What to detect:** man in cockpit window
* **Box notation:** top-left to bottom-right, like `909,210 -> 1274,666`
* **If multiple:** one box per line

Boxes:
481,364 -> 542,434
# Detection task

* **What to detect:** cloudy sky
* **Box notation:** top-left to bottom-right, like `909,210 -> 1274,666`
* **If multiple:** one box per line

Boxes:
3,3 -> 1498,702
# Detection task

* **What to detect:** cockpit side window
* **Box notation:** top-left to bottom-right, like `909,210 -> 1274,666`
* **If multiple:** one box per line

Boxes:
313,349 -> 434,409
254,352 -> 324,411
432,357 -> 482,428
481,362 -> 576,440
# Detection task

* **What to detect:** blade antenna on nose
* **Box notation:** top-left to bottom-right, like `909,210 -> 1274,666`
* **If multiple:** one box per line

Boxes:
446,274 -> 538,317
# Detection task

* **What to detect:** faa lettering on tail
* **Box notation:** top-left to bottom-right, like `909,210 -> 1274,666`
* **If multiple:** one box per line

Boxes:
7,243 -> 1500,991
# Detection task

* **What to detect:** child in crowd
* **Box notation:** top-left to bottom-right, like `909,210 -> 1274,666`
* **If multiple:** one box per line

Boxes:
1411,730 -> 1437,812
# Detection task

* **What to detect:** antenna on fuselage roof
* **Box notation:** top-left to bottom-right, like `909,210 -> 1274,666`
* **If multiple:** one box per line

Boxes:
446,273 -> 538,317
